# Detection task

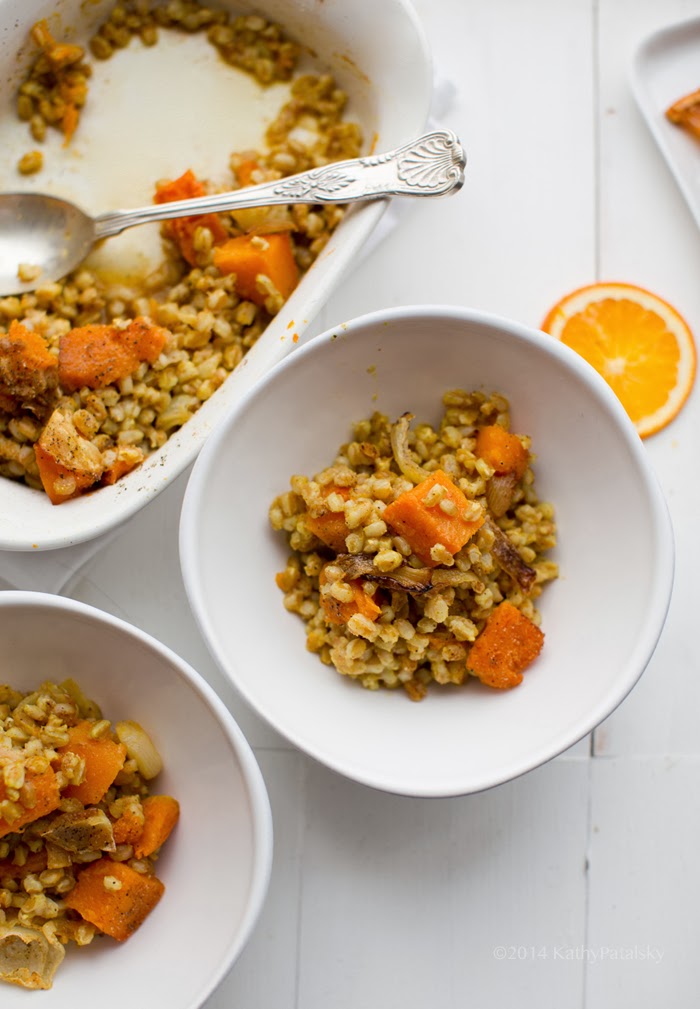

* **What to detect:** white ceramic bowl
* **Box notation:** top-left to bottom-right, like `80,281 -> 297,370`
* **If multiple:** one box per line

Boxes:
0,0 -> 431,550
179,305 -> 675,797
0,591 -> 273,1008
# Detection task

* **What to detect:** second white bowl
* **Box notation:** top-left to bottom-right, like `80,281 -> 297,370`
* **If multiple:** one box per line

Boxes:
179,305 -> 674,797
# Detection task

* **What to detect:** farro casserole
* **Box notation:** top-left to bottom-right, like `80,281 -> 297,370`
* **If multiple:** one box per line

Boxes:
0,679 -> 178,990
0,1 -> 361,504
270,390 -> 558,700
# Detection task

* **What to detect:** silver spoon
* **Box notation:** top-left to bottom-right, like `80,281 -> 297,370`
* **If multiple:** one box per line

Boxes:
0,129 -> 465,297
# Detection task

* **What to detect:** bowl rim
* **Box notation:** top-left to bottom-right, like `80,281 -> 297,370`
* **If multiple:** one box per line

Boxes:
179,302 -> 675,797
0,589 -> 274,1004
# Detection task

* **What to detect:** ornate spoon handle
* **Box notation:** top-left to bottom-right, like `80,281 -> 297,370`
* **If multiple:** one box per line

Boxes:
94,130 -> 466,240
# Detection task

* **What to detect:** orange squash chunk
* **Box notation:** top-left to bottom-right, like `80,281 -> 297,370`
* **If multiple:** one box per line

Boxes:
100,446 -> 143,486
58,317 -> 167,392
475,425 -> 529,479
235,158 -> 261,187
0,767 -> 61,838
61,102 -> 79,144
34,409 -> 104,505
666,87 -> 700,142
64,858 -> 164,941
112,806 -> 144,847
34,439 -> 100,505
133,795 -> 180,859
383,470 -> 484,567
467,601 -> 544,690
319,565 -> 382,626
2,319 -> 56,373
155,170 -> 228,266
305,485 -> 351,553
0,319 -> 58,414
57,722 -> 127,805
212,233 -> 299,305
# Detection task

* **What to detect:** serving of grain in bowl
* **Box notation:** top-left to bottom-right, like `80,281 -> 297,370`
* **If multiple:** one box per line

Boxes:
180,304 -> 674,797
0,591 -> 272,1009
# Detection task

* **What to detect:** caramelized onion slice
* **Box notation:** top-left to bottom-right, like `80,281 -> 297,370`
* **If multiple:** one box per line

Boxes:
0,924 -> 65,990
390,412 -> 431,484
335,552 -> 433,594
41,808 -> 116,855
483,516 -> 536,592
115,720 -> 163,780
485,471 -> 518,517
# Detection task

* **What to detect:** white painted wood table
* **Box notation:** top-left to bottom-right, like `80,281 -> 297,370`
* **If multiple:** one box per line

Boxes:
6,0 -> 700,1004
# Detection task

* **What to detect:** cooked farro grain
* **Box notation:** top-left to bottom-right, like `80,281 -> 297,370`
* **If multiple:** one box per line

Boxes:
0,679 -> 179,990
3,2 -> 362,502
270,391 -> 558,701
16,150 -> 43,175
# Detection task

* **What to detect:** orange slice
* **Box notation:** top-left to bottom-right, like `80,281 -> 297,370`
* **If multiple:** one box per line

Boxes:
542,282 -> 696,437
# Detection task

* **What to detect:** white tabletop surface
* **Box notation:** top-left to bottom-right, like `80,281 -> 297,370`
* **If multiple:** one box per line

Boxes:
4,0 -> 700,1004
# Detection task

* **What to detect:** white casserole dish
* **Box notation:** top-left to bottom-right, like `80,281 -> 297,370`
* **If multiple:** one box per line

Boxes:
0,0 -> 432,550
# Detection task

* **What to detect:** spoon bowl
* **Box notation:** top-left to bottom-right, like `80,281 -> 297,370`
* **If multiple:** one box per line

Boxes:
0,130 -> 465,296
0,193 -> 96,292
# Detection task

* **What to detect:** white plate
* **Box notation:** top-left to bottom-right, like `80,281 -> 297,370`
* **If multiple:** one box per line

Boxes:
631,15 -> 700,230
0,0 -> 432,551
